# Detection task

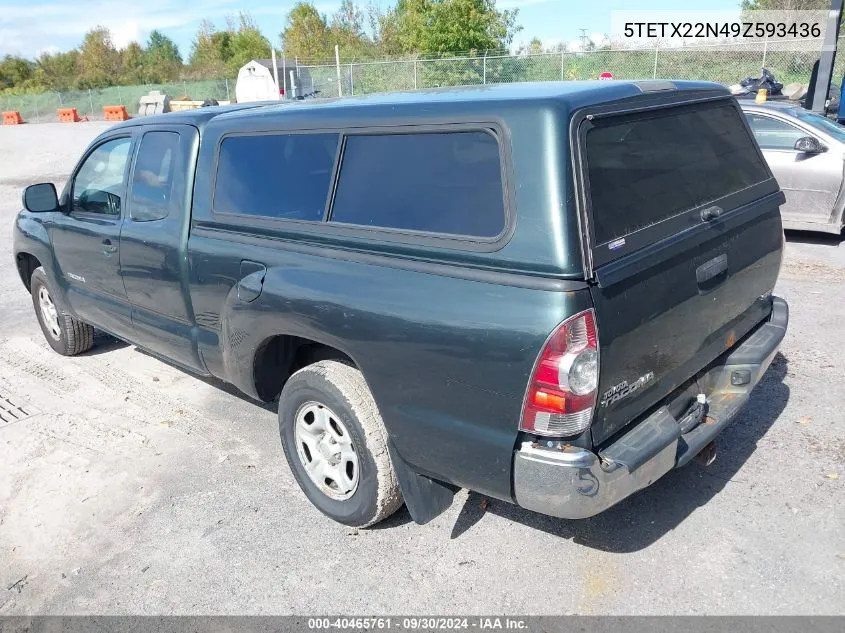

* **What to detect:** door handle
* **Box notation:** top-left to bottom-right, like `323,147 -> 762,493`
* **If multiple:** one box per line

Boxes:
696,253 -> 728,292
102,239 -> 117,255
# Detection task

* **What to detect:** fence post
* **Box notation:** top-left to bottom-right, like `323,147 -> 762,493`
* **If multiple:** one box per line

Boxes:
350,62 -> 354,95
183,80 -> 188,98
483,52 -> 487,84
88,89 -> 95,118
413,59 -> 418,89
761,37 -> 768,69
282,54 -> 287,99
35,95 -> 40,123
652,39 -> 659,79
335,45 -> 343,97
117,85 -> 122,106
58,92 -> 63,107
225,78 -> 230,102
561,49 -> 565,80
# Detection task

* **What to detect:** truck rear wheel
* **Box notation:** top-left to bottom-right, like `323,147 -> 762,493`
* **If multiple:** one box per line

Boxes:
279,360 -> 403,527
30,267 -> 94,356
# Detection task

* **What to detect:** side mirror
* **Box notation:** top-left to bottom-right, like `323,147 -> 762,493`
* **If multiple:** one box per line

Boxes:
22,183 -> 59,213
794,136 -> 826,154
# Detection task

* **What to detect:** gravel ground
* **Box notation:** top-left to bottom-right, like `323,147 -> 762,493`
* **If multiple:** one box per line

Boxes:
0,122 -> 843,615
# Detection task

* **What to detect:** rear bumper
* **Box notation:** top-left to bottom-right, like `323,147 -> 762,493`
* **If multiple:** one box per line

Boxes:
513,296 -> 788,520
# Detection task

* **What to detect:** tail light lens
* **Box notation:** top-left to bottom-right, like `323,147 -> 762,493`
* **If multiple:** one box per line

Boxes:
520,308 -> 599,437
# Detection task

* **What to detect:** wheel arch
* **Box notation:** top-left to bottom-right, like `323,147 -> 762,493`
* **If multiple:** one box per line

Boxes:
14,214 -> 60,296
15,252 -> 42,292
252,333 -> 456,525
251,333 -> 358,402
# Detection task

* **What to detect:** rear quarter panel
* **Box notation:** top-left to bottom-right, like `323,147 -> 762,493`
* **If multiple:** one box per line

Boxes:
189,230 -> 592,500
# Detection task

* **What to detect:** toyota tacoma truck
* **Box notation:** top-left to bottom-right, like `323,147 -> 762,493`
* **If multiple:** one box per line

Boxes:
13,81 -> 788,527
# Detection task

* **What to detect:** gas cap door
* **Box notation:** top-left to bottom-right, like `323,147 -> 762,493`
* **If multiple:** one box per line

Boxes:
237,260 -> 266,303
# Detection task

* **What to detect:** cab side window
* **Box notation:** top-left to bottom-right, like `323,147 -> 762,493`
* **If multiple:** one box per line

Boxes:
130,131 -> 181,222
330,131 -> 505,237
744,114 -> 807,150
72,137 -> 132,216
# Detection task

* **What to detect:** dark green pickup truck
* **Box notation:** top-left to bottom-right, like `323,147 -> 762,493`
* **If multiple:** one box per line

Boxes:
13,81 -> 788,527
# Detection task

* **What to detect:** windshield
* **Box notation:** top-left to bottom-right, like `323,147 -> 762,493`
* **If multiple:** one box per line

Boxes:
794,110 -> 845,143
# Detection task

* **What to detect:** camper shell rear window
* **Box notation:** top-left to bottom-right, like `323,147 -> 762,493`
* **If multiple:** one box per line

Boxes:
581,99 -> 772,258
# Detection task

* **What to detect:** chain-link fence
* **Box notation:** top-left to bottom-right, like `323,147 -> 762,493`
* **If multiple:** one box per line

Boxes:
0,79 -> 232,123
302,37 -> 845,99
3,37 -> 844,123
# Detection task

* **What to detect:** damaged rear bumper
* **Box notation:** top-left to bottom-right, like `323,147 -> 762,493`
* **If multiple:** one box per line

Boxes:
512,296 -> 788,520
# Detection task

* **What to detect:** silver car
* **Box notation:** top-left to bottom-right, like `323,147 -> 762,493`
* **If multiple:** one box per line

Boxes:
741,101 -> 845,234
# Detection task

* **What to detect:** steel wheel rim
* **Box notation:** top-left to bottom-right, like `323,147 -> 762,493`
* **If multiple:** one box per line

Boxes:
38,286 -> 61,340
294,401 -> 359,501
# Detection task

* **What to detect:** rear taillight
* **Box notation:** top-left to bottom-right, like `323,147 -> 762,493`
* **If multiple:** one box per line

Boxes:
520,308 -> 599,437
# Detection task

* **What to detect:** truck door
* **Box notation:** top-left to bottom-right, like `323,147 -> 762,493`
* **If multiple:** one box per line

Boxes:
119,125 -> 205,372
49,133 -> 134,335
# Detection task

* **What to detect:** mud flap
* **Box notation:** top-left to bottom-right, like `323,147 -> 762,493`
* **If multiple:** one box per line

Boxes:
388,440 -> 457,525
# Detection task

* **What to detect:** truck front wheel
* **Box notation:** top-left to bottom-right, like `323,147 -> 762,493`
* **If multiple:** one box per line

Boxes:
279,360 -> 403,527
30,267 -> 94,356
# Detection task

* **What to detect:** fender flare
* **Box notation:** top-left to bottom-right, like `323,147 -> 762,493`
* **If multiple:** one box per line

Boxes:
14,217 -> 57,290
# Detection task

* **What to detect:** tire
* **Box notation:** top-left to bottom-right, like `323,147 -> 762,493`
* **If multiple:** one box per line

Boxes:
30,267 -> 94,356
279,360 -> 403,527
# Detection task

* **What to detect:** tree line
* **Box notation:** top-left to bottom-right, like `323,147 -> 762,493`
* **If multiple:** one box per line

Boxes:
0,0 -> 522,95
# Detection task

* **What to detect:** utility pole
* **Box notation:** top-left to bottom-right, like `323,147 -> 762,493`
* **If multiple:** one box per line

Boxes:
579,28 -> 589,52
808,0 -> 843,113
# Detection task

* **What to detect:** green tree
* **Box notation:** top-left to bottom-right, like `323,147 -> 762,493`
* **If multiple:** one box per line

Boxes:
330,0 -> 375,59
78,26 -> 121,88
189,19 -> 232,76
144,30 -> 182,82
740,0 -> 827,9
226,12 -> 273,74
35,50 -> 80,91
739,1 -> 833,34
120,42 -> 145,84
380,0 -> 521,56
0,55 -> 36,90
281,2 -> 332,62
516,37 -> 544,55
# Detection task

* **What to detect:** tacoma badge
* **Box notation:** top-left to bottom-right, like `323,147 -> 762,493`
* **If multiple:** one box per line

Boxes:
600,372 -> 655,408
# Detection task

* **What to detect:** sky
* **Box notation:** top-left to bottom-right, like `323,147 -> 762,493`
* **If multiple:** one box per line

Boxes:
0,0 -> 744,61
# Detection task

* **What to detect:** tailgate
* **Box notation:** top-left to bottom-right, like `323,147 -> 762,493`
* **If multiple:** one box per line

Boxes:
576,97 -> 784,445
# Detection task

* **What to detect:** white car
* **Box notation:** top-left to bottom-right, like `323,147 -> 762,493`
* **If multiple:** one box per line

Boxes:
741,101 -> 845,234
